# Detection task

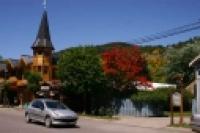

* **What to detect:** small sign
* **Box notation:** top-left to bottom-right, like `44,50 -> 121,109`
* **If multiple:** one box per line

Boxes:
172,92 -> 181,107
41,86 -> 50,91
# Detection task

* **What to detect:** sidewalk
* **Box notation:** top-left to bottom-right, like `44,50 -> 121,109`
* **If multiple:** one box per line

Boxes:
113,116 -> 192,132
82,115 -> 192,132
114,116 -> 190,128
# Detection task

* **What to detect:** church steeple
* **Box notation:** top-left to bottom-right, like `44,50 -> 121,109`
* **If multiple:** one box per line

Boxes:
31,8 -> 55,81
32,10 -> 54,50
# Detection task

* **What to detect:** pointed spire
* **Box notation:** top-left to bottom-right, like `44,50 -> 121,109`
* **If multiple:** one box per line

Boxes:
32,10 -> 54,50
43,0 -> 47,9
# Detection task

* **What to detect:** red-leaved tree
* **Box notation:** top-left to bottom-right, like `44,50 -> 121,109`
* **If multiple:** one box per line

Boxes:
102,46 -> 149,91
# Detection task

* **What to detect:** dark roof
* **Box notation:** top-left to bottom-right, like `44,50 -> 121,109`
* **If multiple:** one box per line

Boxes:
8,59 -> 20,68
0,62 -> 7,72
32,10 -> 54,50
21,55 -> 32,64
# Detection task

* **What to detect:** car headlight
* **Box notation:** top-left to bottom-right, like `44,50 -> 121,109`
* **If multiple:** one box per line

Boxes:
51,111 -> 59,117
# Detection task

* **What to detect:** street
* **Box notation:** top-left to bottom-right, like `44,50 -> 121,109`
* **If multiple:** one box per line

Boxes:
0,108 -> 193,133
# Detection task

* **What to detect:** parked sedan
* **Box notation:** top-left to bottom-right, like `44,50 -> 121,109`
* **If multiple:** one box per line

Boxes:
191,114 -> 200,132
25,98 -> 78,128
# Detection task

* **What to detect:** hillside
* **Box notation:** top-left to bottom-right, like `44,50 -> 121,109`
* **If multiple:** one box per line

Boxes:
141,36 -> 200,84
55,36 -> 200,84
55,36 -> 200,55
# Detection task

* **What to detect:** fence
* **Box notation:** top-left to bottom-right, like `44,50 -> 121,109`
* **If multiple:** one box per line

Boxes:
192,99 -> 197,114
113,99 -> 164,117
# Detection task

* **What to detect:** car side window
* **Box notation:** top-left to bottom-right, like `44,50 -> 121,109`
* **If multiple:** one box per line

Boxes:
32,100 -> 44,110
38,101 -> 44,110
32,100 -> 39,108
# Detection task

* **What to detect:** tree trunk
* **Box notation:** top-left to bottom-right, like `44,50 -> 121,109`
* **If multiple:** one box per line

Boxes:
83,92 -> 91,114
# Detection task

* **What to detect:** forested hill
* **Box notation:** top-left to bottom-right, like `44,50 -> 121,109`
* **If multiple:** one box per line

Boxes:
140,36 -> 200,53
56,36 -> 200,55
139,36 -> 200,84
55,36 -> 200,85
169,36 -> 200,49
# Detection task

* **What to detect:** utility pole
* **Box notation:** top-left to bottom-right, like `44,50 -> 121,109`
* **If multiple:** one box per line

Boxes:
179,75 -> 184,125
175,73 -> 184,125
170,93 -> 174,125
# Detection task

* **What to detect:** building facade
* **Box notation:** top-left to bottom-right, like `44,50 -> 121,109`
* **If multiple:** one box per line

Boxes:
0,9 -> 59,105
189,55 -> 200,114
32,10 -> 55,81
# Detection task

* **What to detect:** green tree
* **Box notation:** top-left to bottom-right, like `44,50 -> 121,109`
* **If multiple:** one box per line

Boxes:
165,46 -> 200,86
144,49 -> 167,82
57,46 -> 111,114
24,71 -> 42,96
1,80 -> 10,105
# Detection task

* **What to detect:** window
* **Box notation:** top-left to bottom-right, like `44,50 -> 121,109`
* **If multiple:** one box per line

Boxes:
44,66 -> 48,74
38,66 -> 42,72
32,100 -> 44,110
37,51 -> 43,55
45,101 -> 67,110
38,101 -> 44,110
32,100 -> 39,108
34,66 -> 37,71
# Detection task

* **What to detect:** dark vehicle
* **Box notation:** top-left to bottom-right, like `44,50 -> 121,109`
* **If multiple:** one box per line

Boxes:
191,114 -> 200,132
25,99 -> 78,128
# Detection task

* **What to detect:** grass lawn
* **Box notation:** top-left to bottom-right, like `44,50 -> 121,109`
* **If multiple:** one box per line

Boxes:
169,123 -> 191,128
165,111 -> 192,128
164,111 -> 192,117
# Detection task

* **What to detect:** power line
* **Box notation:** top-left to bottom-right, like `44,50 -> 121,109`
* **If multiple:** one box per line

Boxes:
131,19 -> 200,44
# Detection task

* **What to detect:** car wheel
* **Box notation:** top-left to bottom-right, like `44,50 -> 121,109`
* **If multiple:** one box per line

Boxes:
45,117 -> 52,128
71,124 -> 76,128
25,113 -> 31,123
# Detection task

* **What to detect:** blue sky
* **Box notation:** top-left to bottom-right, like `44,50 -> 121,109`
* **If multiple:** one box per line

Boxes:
0,0 -> 200,58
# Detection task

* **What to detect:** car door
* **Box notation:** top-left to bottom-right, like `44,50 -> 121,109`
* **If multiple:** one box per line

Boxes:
28,100 -> 38,121
30,100 -> 43,122
37,101 -> 46,122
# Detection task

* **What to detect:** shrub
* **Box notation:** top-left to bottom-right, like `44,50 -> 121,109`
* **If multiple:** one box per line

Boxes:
131,89 -> 193,111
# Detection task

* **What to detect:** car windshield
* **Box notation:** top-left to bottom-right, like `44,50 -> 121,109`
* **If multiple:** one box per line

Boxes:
45,101 -> 68,110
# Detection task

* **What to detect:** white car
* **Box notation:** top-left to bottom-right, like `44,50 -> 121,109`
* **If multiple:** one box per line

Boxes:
25,98 -> 78,128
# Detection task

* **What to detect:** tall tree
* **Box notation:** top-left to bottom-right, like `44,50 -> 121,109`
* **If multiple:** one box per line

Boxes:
144,49 -> 167,82
24,71 -> 42,97
165,46 -> 200,86
57,46 -> 110,114
102,46 -> 149,91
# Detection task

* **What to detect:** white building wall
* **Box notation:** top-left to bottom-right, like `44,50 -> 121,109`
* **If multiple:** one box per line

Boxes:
196,70 -> 200,113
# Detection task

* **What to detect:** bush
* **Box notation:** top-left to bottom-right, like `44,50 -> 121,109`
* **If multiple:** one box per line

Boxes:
183,90 -> 193,111
131,89 -> 193,111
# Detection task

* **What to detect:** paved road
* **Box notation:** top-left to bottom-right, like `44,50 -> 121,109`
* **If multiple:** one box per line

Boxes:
0,108 -> 193,133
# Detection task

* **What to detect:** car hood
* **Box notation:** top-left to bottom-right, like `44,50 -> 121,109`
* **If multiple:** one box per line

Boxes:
52,109 -> 77,117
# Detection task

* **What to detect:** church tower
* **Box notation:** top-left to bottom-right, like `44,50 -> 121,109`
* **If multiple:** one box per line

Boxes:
31,10 -> 54,81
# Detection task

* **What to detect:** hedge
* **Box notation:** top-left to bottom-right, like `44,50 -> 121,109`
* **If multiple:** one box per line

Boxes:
131,88 -> 193,111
